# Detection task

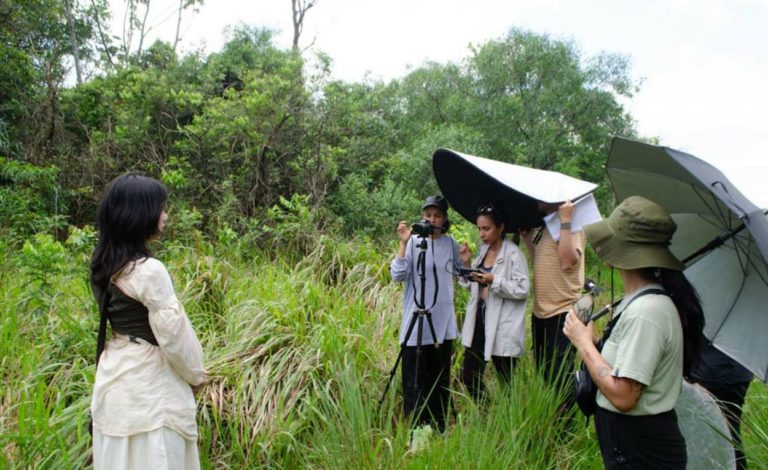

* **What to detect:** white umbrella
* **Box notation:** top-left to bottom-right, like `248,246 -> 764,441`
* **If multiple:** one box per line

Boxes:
432,148 -> 598,231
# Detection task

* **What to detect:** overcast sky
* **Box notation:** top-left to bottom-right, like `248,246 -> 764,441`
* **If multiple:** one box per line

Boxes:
110,0 -> 768,207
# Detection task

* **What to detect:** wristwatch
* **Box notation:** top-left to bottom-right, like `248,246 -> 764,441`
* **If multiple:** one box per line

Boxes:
560,222 -> 572,230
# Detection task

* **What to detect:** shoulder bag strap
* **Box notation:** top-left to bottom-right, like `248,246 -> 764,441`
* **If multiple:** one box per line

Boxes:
96,286 -> 110,367
600,288 -> 667,346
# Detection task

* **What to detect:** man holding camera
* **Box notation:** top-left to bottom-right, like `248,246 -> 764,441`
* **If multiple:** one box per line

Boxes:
391,195 -> 463,434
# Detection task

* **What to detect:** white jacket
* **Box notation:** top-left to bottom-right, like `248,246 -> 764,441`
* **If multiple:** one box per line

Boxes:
461,239 -> 529,360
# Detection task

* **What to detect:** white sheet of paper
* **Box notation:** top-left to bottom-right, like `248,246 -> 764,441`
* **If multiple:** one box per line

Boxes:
544,194 -> 603,241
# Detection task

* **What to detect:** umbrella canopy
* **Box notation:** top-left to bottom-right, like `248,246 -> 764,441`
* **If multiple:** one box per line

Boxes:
606,136 -> 768,380
432,148 -> 598,231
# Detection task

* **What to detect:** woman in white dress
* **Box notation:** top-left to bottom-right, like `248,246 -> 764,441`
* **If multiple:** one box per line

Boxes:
90,174 -> 206,469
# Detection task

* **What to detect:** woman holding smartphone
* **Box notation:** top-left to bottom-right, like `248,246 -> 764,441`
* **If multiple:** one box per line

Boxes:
459,204 -> 530,400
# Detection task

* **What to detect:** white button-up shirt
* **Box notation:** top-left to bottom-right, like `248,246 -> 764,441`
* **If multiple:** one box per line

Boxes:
90,258 -> 205,441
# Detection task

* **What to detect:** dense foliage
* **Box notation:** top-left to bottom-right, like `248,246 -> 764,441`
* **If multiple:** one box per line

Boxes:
2,0 -> 637,238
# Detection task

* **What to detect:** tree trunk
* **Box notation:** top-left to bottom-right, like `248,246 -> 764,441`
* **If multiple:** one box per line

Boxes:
136,0 -> 152,59
291,0 -> 317,52
90,0 -> 114,68
63,0 -> 82,83
173,0 -> 184,52
123,0 -> 134,59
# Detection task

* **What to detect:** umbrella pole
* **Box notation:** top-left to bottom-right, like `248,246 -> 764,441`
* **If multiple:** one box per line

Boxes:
682,225 -> 748,265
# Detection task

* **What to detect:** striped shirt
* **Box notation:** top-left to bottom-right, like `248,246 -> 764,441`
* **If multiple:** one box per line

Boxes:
532,227 -> 585,318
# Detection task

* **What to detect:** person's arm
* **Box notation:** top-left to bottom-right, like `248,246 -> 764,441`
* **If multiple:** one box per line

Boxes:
459,241 -> 472,268
563,309 -> 643,412
455,240 -> 473,288
557,201 -> 581,271
390,221 -> 412,282
123,259 -> 206,387
396,220 -> 410,258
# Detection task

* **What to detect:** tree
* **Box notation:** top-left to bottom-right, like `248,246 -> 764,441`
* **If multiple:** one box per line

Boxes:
393,29 -> 638,211
291,0 -> 317,52
63,0 -> 83,83
117,0 -> 202,63
173,0 -> 204,53
0,0 -> 105,158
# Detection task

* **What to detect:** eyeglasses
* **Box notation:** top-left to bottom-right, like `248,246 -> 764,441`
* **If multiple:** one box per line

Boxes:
477,204 -> 495,215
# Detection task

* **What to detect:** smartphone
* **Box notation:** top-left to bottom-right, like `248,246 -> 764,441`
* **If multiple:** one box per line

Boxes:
459,268 -> 482,277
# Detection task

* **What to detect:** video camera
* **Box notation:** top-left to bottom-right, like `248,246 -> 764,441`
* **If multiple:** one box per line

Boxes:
574,278 -> 602,324
411,220 -> 435,237
584,278 -> 602,296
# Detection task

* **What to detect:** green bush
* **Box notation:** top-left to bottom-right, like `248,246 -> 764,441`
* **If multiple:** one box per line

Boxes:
0,157 -> 66,243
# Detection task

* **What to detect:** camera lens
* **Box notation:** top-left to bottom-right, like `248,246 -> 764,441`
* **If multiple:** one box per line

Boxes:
411,220 -> 433,237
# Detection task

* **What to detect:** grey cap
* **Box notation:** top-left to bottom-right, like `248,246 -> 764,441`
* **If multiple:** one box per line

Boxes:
421,195 -> 449,213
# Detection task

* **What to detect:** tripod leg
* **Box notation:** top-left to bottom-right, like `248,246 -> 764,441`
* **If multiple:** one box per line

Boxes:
424,311 -> 439,348
378,348 -> 403,409
379,310 -> 420,410
415,313 -> 424,391
409,313 -> 425,426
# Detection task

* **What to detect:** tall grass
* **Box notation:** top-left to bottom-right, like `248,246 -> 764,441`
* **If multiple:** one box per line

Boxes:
1,234 -> 766,468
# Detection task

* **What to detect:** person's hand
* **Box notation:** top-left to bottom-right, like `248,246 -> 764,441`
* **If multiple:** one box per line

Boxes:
470,271 -> 494,285
396,220 -> 411,244
192,371 -> 209,396
459,242 -> 472,265
558,200 -> 575,224
563,308 -> 593,349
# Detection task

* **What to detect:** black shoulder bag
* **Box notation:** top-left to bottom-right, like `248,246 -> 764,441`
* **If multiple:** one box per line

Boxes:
573,288 -> 667,420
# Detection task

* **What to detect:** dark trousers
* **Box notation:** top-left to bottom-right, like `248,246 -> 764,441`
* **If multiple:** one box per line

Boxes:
696,380 -> 751,470
532,312 -> 576,411
595,408 -> 687,469
402,340 -> 453,432
461,301 -> 517,400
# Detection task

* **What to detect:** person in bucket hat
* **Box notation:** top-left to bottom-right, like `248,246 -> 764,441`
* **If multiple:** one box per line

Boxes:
564,196 -> 705,469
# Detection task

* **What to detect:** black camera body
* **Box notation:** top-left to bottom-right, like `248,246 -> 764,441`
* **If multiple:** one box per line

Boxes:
411,220 -> 434,237
584,278 -> 602,295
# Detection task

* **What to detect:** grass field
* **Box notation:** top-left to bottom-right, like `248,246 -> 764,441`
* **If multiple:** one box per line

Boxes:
1,234 -> 766,468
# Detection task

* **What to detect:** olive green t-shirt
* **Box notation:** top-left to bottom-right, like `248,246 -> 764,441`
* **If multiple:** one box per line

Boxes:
596,285 -> 683,416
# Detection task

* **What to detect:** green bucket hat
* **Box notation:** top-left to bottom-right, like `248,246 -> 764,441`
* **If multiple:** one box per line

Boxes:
584,196 -> 685,271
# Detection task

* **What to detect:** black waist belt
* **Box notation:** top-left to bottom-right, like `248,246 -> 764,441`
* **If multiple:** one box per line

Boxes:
111,325 -> 159,345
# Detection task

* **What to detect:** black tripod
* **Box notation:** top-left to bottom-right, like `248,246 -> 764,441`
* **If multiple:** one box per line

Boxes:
379,234 -> 440,411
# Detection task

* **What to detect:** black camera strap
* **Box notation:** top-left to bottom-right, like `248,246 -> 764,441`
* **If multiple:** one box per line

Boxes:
409,236 -> 439,311
598,288 -> 667,350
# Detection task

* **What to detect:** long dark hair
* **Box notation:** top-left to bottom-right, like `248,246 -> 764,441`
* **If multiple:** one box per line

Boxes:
642,267 -> 705,380
90,174 -> 168,293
